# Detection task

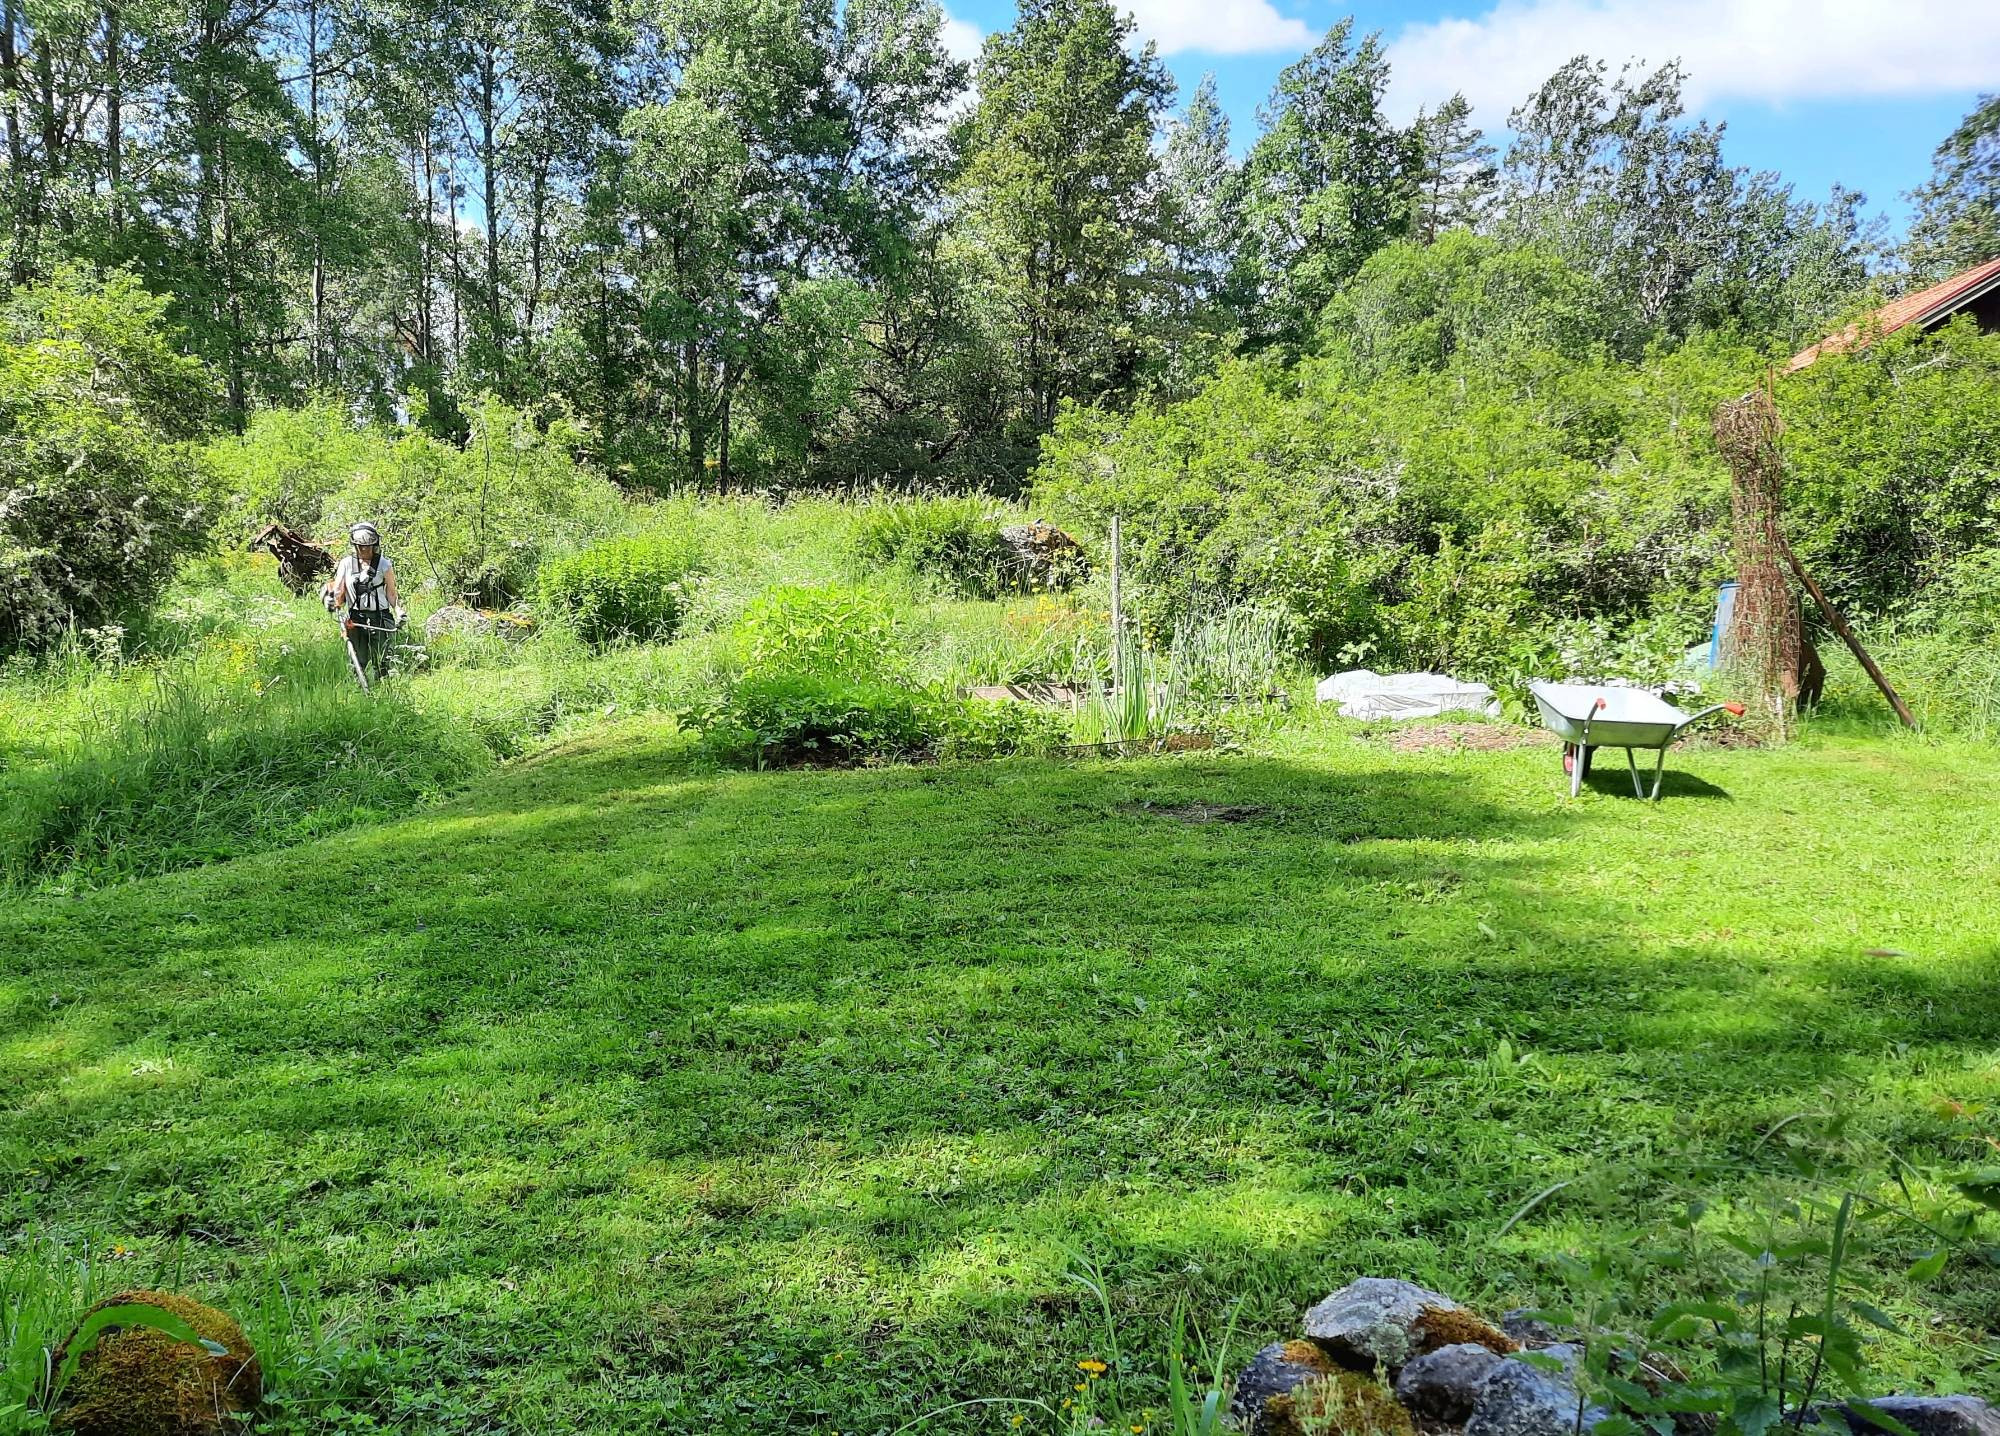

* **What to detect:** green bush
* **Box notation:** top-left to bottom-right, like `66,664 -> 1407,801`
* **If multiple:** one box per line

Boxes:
689,673 -> 1064,768
537,529 -> 705,645
692,672 -> 931,766
0,268 -> 219,655
850,495 -> 1015,597
206,397 -> 391,542
737,584 -> 902,680
319,395 -> 626,605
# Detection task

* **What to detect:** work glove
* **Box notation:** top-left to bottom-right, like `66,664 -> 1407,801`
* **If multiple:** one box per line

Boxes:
394,605 -> 408,627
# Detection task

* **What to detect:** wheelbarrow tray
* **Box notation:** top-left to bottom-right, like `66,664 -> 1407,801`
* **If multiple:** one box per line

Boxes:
1529,683 -> 1689,749
1529,681 -> 1737,800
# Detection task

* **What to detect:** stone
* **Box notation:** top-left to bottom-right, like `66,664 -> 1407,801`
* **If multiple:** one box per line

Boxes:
52,1289 -> 261,1436
1304,1278 -> 1516,1371
1465,1353 -> 1608,1436
1835,1397 -> 2000,1436
1262,1372 -> 1416,1436
1395,1342 -> 1505,1425
1229,1340 -> 1340,1433
1502,1309 -> 1564,1346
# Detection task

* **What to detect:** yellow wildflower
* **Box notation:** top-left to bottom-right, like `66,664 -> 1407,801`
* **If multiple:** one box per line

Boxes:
1078,1359 -> 1108,1376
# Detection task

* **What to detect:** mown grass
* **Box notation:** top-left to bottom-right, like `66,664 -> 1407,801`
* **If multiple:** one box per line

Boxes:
3,715 -> 1997,1431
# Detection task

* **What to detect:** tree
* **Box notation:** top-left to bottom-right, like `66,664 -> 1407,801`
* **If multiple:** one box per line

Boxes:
952,0 -> 1173,429
1498,57 -> 1863,354
1411,93 -> 1495,243
610,0 -> 962,486
1907,94 -> 2000,282
1237,21 -> 1420,352
1150,74 -> 1244,395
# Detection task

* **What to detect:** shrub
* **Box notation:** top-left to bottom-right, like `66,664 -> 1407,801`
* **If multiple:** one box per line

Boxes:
691,672 -> 930,766
689,674 -> 1064,768
0,268 -> 219,655
850,495 -> 1015,597
737,584 -> 902,680
321,395 -> 626,605
538,529 -> 704,645
205,398 -> 391,542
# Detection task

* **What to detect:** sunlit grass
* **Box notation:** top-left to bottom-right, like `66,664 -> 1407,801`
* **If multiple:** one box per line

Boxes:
3,713 -> 1997,1430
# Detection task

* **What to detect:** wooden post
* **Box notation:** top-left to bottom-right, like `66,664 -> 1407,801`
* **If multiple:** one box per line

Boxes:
1775,535 -> 1919,731
1109,511 -> 1123,676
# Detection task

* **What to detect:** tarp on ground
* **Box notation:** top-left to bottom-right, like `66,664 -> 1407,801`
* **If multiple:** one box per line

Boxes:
1315,668 -> 1501,721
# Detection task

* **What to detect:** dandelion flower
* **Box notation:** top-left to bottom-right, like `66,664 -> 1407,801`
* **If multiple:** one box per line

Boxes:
1078,1359 -> 1108,1375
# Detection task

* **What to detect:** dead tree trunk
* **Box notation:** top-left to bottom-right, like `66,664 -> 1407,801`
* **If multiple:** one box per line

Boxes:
1714,388 -> 1803,735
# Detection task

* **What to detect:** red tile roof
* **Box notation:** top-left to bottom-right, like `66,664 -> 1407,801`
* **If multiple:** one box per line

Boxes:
1785,254 -> 2000,373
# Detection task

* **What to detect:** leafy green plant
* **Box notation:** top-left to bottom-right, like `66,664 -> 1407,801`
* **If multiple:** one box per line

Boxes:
851,495 -> 1017,598
537,528 -> 705,646
687,673 -> 1063,768
1498,1129 -> 1995,1436
737,584 -> 903,681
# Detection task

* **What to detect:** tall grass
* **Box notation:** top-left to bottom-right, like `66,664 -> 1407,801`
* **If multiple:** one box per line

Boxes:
1,645 -> 488,893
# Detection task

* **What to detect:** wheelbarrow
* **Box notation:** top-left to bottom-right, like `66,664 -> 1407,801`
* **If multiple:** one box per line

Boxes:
1529,682 -> 1745,800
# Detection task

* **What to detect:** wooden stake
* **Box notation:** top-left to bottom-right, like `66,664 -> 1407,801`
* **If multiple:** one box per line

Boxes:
1109,511 -> 1123,675
1775,535 -> 1918,731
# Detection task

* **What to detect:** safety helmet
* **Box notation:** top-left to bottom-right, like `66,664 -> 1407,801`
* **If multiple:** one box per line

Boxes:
349,522 -> 381,548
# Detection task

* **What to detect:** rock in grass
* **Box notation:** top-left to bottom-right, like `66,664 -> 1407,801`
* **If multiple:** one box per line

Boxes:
1304,1278 -> 1516,1371
1229,1340 -> 1341,1432
1835,1397 -> 2000,1436
1501,1309 -> 1564,1346
1465,1353 -> 1608,1436
1395,1342 -> 1505,1424
52,1289 -> 261,1436
1262,1371 -> 1416,1436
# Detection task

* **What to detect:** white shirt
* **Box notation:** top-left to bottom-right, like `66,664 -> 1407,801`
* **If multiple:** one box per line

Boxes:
334,553 -> 394,611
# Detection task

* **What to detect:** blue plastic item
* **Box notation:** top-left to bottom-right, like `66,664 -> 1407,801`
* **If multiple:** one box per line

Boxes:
1707,581 -> 1739,669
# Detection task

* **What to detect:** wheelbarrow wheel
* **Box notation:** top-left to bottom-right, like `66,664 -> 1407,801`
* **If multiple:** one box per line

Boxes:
1561,744 -> 1596,777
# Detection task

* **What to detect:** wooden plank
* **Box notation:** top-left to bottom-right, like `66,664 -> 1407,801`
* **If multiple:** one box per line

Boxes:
1775,534 -> 1919,731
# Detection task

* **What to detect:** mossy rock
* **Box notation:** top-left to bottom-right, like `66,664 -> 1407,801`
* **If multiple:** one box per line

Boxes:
52,1289 -> 261,1436
1263,1371 -> 1418,1436
1411,1304 -> 1516,1359
1231,1339 -> 1341,1433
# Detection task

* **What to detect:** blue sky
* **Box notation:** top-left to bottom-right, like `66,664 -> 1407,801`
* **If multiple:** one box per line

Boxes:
939,0 -> 2000,238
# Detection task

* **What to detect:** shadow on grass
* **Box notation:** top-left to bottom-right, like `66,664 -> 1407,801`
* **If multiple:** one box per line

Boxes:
3,729 -> 1996,1428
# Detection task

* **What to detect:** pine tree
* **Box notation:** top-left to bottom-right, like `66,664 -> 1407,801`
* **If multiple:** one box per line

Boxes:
952,0 -> 1173,427
1412,93 -> 1495,243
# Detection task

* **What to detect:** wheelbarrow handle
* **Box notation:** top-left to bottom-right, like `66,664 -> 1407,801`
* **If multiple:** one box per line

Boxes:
1678,702 -> 1745,728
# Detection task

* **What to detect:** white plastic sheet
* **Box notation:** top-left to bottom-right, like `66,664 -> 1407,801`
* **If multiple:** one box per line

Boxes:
1314,668 -> 1501,721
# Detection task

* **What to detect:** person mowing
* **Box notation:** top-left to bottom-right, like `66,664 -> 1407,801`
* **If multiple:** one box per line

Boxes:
321,521 -> 406,687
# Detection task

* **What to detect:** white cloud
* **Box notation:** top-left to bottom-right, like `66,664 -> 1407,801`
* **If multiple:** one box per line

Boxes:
940,10 -> 985,63
1385,0 -> 2000,124
1120,0 -> 1314,56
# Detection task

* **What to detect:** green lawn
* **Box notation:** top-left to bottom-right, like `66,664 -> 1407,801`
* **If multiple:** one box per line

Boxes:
4,721 -> 1998,1431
